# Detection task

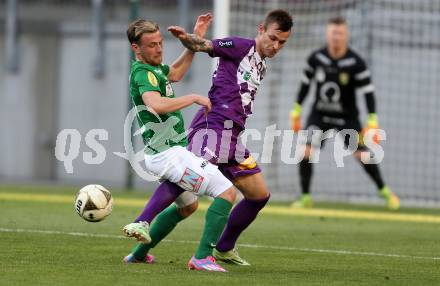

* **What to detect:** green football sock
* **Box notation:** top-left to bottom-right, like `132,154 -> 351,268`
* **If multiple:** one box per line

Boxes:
132,204 -> 184,261
195,197 -> 233,259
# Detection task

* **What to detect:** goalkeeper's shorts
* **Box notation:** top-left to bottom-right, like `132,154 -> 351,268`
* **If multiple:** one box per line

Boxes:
301,113 -> 365,150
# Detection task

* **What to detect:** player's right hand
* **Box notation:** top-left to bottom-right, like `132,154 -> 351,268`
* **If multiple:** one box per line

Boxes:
289,103 -> 302,132
167,26 -> 188,41
360,113 -> 381,145
193,12 -> 213,37
290,114 -> 301,132
193,95 -> 212,115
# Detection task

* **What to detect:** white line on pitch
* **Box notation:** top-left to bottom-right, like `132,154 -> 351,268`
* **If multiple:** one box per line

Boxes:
1,227 -> 439,261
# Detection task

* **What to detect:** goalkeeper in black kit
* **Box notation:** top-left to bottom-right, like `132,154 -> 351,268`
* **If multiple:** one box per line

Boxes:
289,17 -> 399,210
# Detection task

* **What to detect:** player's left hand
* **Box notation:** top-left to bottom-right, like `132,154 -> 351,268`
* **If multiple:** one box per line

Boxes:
168,26 -> 188,41
193,12 -> 213,37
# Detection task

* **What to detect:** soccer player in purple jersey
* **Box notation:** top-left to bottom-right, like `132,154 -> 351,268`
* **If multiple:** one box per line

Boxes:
168,9 -> 293,265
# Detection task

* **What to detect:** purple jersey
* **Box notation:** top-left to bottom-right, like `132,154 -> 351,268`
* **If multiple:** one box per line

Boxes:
192,36 -> 267,130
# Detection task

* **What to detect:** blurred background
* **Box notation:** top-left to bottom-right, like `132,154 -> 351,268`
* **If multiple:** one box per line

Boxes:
1,0 -> 439,207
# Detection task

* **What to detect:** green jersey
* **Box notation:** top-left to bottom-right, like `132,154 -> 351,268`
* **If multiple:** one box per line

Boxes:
129,61 -> 188,155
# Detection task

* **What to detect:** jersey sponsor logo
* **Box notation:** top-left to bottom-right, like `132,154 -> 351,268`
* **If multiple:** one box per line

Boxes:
320,82 -> 341,103
147,71 -> 158,87
179,168 -> 204,193
218,40 -> 234,48
339,72 -> 350,85
317,82 -> 343,112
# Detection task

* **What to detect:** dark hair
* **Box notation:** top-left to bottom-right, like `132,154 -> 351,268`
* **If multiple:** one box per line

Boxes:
328,16 -> 347,25
127,19 -> 159,44
263,9 -> 293,32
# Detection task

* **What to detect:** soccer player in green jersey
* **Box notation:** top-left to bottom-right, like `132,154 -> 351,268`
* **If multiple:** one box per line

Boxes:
122,14 -> 236,272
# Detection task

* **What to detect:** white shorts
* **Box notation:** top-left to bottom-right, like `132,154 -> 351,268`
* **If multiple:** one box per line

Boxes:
144,146 -> 233,198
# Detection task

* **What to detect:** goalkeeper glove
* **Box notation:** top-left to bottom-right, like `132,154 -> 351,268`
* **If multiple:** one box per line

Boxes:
361,113 -> 380,144
289,103 -> 302,132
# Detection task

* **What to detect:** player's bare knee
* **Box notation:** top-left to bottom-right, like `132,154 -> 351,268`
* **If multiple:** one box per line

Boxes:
240,185 -> 269,200
177,201 -> 198,218
218,187 -> 236,203
233,173 -> 269,200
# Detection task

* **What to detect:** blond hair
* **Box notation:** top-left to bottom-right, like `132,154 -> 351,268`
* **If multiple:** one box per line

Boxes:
127,19 -> 159,44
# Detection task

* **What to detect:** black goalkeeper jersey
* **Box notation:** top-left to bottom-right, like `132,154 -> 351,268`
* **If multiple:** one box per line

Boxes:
297,47 -> 376,120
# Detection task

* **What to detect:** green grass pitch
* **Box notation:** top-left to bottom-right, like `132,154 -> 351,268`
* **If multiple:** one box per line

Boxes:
1,185 -> 439,286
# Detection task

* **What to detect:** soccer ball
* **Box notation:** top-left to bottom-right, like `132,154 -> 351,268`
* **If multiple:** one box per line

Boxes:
75,184 -> 113,222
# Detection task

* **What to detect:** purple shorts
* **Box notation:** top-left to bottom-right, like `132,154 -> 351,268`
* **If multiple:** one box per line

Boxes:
188,110 -> 261,181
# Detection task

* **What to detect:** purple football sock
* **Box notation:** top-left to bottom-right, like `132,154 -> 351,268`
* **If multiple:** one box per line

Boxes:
134,181 -> 185,224
216,194 -> 270,252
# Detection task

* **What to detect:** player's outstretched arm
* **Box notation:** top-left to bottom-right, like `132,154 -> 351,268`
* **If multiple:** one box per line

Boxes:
168,26 -> 213,53
168,13 -> 213,83
142,91 -> 211,115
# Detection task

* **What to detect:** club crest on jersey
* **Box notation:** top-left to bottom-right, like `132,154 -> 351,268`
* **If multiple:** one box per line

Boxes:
179,168 -> 204,193
243,71 -> 251,81
339,72 -> 350,85
218,40 -> 234,48
147,71 -> 158,87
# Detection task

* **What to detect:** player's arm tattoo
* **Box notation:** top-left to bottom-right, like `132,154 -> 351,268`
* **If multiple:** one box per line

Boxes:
180,33 -> 213,53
